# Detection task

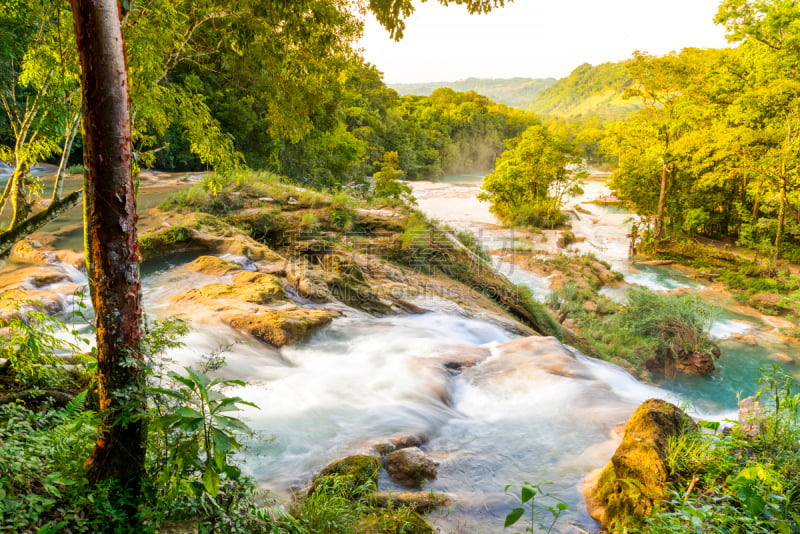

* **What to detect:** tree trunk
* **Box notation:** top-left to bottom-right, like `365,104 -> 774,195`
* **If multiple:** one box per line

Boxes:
70,0 -> 145,504
774,187 -> 787,261
52,110 -> 83,203
7,163 -> 32,230
654,159 -> 670,239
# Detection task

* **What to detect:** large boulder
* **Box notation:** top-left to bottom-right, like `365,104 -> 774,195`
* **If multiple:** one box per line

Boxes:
645,345 -> 720,375
583,399 -> 696,532
169,271 -> 339,347
307,454 -> 381,497
384,447 -> 437,488
748,292 -> 788,315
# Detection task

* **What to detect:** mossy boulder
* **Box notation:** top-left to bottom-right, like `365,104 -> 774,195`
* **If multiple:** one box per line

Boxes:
286,253 -> 392,316
372,491 -> 452,513
170,271 -> 338,347
384,447 -> 437,488
184,255 -> 244,276
584,399 -> 696,531
226,307 -> 337,346
9,238 -> 85,270
748,292 -> 789,315
307,455 -> 381,497
356,510 -> 433,534
195,271 -> 287,305
138,211 -> 284,263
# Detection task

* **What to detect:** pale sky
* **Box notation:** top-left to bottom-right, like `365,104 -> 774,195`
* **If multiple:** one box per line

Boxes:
359,0 -> 731,84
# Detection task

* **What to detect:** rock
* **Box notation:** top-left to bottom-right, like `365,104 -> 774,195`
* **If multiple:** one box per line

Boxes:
748,292 -> 788,315
169,271 -> 339,347
738,396 -> 765,437
582,300 -> 598,313
562,318 -> 578,330
368,435 -> 427,456
467,336 -> 595,388
372,491 -> 453,513
138,211 -> 285,263
428,344 -> 491,371
10,239 -> 85,270
731,333 -> 760,345
674,349 -> 717,374
384,447 -> 437,488
356,510 -> 433,534
645,346 -> 719,375
226,308 -> 338,347
184,255 -> 244,276
312,455 -> 381,491
769,352 -> 793,363
583,399 -> 696,532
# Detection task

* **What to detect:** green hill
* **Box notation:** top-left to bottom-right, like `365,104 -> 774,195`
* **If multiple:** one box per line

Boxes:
390,77 -> 556,109
526,61 -> 641,121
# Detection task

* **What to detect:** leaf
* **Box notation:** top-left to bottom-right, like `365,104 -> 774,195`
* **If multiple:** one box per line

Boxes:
520,485 -> 535,504
185,367 -> 211,392
211,427 -> 232,456
175,406 -> 203,420
213,415 -> 252,435
202,467 -> 220,496
698,420 -> 720,433
146,387 -> 190,402
736,484 -> 765,517
168,371 -> 197,391
504,507 -> 525,528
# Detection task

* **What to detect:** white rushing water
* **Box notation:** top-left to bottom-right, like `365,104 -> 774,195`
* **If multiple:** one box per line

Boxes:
7,170 -> 793,533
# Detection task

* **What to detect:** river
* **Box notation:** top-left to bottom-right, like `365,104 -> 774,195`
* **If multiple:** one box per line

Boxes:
2,170 -> 798,533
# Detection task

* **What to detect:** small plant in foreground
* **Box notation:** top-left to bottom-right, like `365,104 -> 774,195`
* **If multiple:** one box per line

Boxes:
504,481 -> 571,533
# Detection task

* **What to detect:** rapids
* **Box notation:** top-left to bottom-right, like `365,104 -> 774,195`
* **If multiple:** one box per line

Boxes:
1,169 -> 797,533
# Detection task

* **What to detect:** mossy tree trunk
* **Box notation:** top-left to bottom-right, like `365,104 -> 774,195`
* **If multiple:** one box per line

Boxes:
70,0 -> 146,509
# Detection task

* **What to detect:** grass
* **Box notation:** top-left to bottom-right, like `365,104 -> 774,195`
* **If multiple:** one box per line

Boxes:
547,282 -> 716,377
161,171 -> 330,215
639,366 -> 800,533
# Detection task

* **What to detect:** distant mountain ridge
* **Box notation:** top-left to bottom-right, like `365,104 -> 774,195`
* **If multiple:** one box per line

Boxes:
526,61 -> 640,121
390,61 -> 638,122
389,77 -> 556,109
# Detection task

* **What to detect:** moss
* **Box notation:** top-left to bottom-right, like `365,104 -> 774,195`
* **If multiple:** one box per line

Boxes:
197,272 -> 287,305
588,399 -> 696,531
356,509 -> 434,534
308,455 -> 381,498
183,255 -> 243,276
138,225 -> 192,257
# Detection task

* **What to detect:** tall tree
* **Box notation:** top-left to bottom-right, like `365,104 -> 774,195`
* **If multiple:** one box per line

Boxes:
69,0 -> 145,502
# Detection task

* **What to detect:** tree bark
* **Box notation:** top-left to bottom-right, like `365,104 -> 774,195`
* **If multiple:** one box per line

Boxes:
7,163 -> 32,230
654,159 -> 670,239
69,0 -> 145,502
774,185 -> 787,261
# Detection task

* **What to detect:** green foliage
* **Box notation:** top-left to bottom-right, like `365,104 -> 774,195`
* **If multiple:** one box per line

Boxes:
642,366 -> 800,533
372,151 -> 415,205
527,60 -> 639,120
617,287 -> 716,361
503,481 -> 571,534
162,171 -> 329,215
150,367 -> 257,498
479,123 -> 584,229
0,305 -> 92,387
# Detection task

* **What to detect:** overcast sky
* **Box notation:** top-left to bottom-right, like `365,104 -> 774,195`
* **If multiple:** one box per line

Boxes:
358,0 -> 732,84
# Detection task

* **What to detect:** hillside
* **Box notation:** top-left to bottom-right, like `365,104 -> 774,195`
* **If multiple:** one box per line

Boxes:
526,61 -> 640,121
390,77 -> 556,108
